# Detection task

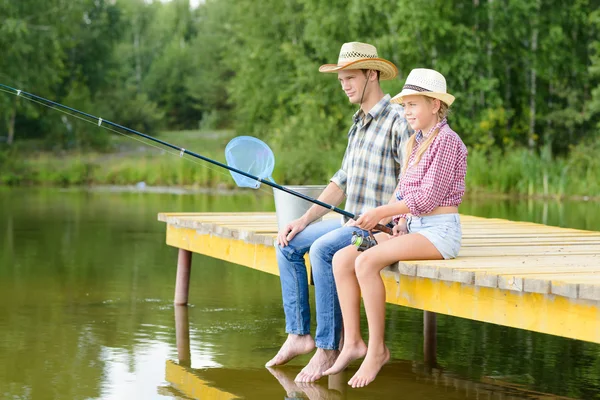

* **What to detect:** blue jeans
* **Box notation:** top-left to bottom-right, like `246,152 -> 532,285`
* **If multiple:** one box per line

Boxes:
276,218 -> 366,350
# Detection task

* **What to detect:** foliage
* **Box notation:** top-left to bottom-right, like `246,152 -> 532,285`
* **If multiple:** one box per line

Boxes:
1,0 -> 599,196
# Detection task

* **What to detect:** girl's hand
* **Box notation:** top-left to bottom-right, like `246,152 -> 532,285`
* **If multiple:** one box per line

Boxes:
355,208 -> 384,231
392,219 -> 408,237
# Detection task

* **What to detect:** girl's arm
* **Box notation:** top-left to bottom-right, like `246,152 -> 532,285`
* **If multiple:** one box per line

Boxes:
355,200 -> 410,230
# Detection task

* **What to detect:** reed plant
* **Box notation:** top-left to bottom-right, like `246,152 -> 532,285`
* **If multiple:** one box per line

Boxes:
467,142 -> 599,198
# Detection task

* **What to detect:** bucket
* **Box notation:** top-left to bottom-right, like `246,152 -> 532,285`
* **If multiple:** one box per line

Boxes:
273,185 -> 328,232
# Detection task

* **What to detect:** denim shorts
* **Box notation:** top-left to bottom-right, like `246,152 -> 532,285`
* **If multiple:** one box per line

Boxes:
407,213 -> 462,259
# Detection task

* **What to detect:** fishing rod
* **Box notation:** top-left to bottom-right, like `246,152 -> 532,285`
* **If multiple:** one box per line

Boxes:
0,83 -> 392,235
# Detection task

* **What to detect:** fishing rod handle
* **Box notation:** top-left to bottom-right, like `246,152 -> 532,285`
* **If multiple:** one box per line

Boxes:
374,223 -> 393,235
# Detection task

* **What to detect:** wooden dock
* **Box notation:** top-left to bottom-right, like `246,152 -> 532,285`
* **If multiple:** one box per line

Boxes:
158,212 -> 600,345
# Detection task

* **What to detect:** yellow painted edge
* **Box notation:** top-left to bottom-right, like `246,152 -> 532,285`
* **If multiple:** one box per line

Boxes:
166,225 -> 314,283
382,273 -> 600,343
165,360 -> 237,400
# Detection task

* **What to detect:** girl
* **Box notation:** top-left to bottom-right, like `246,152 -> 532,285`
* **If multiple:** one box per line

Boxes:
323,68 -> 468,388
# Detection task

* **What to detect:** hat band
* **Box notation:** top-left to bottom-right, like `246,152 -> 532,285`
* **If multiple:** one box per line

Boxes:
339,51 -> 377,60
403,84 -> 432,93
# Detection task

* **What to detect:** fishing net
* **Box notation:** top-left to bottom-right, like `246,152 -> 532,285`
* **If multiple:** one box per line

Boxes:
225,136 -> 275,189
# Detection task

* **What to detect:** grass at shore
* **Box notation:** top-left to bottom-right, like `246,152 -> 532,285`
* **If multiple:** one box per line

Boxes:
1,129 -> 599,200
0,130 -> 237,187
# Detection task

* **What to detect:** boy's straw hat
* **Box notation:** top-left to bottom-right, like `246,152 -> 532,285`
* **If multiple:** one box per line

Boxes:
391,68 -> 455,106
319,42 -> 398,81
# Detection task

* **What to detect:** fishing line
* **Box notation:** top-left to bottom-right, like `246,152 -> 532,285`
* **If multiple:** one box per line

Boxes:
0,85 -> 269,196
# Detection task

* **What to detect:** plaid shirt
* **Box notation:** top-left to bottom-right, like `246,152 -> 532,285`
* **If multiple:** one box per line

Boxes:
330,94 -> 412,221
395,119 -> 468,217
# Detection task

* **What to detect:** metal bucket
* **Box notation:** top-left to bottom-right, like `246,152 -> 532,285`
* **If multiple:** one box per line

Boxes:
273,185 -> 327,232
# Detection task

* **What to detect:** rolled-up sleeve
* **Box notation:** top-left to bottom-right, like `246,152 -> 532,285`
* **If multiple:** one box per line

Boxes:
330,148 -> 349,193
403,135 -> 461,215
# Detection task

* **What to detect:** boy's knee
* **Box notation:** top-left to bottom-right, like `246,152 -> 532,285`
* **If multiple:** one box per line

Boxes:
276,242 -> 305,263
308,236 -> 328,262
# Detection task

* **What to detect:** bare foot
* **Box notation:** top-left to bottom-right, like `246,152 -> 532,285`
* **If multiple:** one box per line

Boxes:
323,340 -> 367,376
348,345 -> 390,388
295,348 -> 339,383
265,334 -> 316,367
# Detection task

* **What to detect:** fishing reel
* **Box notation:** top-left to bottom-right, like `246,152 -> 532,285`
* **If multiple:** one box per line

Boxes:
351,231 -> 378,252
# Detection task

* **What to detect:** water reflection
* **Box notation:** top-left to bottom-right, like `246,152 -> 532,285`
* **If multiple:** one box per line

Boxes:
460,196 -> 600,231
175,306 -> 191,367
0,189 -> 599,399
166,304 -> 576,400
266,367 -> 346,400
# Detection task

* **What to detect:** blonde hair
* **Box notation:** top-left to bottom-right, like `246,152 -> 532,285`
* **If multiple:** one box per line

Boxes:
402,98 -> 450,172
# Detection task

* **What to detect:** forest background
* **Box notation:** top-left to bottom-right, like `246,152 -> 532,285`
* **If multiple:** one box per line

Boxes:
1,0 -> 600,198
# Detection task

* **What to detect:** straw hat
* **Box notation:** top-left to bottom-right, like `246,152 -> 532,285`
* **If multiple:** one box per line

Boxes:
391,68 -> 455,106
319,42 -> 398,81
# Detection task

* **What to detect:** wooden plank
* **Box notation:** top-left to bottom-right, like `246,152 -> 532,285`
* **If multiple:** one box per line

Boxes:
408,255 -> 600,268
459,245 -> 600,256
462,237 -> 600,244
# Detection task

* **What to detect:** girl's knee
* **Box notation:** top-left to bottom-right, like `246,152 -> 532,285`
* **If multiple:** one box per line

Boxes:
332,247 -> 356,276
354,252 -> 375,280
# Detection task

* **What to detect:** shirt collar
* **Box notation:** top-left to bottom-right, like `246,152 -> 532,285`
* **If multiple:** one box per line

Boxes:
416,118 -> 448,143
368,94 -> 391,120
352,94 -> 392,124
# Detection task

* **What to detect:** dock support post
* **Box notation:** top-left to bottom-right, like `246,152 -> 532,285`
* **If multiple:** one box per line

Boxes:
174,305 -> 191,367
424,311 -> 437,366
174,249 -> 192,305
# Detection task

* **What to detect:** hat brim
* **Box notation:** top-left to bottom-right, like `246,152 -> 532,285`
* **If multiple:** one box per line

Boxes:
319,58 -> 398,80
391,89 -> 455,106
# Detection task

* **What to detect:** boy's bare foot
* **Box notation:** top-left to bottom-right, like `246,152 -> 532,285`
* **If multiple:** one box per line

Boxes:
323,340 -> 367,376
265,334 -> 316,367
295,348 -> 339,383
348,345 -> 390,388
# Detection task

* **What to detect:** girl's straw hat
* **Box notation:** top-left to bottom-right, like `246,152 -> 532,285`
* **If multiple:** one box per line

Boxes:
391,68 -> 455,106
319,42 -> 398,81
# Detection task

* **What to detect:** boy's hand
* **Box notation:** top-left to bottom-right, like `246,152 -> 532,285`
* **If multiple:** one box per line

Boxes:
277,217 -> 308,247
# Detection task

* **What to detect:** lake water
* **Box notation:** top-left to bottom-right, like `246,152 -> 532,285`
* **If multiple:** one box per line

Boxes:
1,188 -> 599,399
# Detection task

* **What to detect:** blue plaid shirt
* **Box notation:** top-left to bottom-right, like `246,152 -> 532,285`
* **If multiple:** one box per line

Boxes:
331,94 -> 412,221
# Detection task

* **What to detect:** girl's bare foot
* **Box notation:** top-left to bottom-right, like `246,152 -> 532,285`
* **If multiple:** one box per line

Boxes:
348,345 -> 390,388
323,340 -> 367,376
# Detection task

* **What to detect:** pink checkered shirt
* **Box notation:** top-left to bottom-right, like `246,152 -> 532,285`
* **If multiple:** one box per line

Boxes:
394,119 -> 467,219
